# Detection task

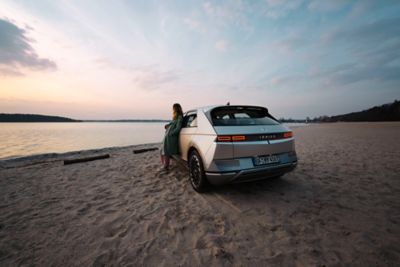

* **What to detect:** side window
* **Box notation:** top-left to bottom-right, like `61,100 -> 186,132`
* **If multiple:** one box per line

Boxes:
182,113 -> 197,128
189,114 -> 197,127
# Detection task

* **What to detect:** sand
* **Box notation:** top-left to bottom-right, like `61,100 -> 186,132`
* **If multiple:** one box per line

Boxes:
0,122 -> 399,266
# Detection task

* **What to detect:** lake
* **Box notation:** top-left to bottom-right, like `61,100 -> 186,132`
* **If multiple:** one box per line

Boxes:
0,122 -> 307,160
0,122 -> 166,160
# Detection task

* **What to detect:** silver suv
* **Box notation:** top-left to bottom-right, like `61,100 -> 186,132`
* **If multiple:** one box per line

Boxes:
179,105 -> 298,192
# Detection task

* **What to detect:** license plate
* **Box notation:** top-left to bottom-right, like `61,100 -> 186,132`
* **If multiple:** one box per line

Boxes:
253,155 -> 280,166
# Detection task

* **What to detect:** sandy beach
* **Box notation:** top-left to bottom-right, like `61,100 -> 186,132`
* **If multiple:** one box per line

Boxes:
0,122 -> 399,266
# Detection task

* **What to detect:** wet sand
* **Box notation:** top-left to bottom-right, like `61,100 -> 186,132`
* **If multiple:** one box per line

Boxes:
0,122 -> 399,266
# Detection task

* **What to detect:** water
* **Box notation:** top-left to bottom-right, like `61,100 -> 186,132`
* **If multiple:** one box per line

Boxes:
0,122 -> 166,160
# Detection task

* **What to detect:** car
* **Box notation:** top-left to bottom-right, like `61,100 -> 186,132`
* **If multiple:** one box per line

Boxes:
178,105 -> 298,192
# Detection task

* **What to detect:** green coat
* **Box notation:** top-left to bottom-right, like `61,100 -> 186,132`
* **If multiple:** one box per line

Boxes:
163,115 -> 183,156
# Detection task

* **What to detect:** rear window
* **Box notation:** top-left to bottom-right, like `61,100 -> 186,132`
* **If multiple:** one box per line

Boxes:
211,106 -> 279,126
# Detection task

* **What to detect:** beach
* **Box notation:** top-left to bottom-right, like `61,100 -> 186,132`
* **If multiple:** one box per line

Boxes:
0,122 -> 399,266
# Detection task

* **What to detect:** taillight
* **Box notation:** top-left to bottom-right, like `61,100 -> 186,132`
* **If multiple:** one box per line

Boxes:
283,132 -> 293,138
216,135 -> 247,142
232,135 -> 246,141
216,132 -> 292,142
217,135 -> 232,142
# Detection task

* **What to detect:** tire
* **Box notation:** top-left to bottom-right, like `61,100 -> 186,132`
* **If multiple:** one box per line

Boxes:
188,150 -> 208,192
271,174 -> 284,179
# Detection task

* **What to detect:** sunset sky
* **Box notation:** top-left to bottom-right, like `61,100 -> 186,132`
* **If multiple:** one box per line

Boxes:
1,0 -> 399,120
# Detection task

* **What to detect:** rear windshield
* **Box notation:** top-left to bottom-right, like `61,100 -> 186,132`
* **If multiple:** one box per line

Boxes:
211,106 -> 279,126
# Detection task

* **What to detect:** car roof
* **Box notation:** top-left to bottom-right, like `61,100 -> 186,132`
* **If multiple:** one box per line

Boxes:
197,105 -> 219,113
184,105 -> 218,114
188,105 -> 267,114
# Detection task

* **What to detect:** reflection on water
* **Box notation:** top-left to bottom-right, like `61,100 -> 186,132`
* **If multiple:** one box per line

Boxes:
0,122 -> 166,159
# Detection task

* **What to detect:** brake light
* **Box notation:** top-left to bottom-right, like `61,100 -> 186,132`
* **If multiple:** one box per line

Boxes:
283,132 -> 293,138
232,135 -> 246,141
217,135 -> 232,142
216,135 -> 247,142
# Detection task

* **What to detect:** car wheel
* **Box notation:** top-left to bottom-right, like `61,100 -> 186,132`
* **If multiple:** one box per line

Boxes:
269,174 -> 284,180
189,150 -> 208,192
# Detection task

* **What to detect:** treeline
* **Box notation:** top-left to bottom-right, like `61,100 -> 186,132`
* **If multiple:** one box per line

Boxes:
311,100 -> 400,122
278,100 -> 400,123
0,114 -> 80,122
3,100 -> 399,123
278,118 -> 307,123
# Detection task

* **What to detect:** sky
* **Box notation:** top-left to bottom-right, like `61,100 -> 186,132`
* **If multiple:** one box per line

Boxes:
0,0 -> 399,120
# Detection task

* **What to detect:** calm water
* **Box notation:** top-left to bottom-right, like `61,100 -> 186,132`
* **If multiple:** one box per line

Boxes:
0,122 -> 166,160
0,122 -> 307,160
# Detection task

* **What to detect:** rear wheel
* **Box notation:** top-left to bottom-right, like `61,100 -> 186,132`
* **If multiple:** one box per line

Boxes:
188,150 -> 208,192
271,174 -> 284,179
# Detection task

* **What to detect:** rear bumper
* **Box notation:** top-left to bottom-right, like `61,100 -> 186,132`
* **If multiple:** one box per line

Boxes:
205,161 -> 297,185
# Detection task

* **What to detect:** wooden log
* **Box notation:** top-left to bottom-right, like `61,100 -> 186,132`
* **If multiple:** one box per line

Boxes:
133,148 -> 159,154
64,154 -> 110,165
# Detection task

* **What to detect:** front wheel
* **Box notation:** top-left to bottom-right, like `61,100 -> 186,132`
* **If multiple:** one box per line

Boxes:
188,150 -> 208,192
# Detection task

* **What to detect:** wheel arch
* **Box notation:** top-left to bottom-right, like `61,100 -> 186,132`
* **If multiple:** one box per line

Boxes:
188,146 -> 199,163
187,146 -> 210,192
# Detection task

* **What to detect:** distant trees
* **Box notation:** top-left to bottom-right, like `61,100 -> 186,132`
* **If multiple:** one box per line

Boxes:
279,100 -> 400,123
0,114 -> 80,122
313,100 -> 400,122
3,100 -> 399,123
278,117 -> 307,123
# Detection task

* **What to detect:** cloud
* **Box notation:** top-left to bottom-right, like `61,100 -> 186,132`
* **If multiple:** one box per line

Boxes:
0,65 -> 24,77
215,40 -> 228,52
273,34 -> 307,53
357,41 -> 400,66
267,48 -> 400,88
322,17 -> 400,65
183,17 -> 206,34
0,18 -> 56,76
349,0 -> 378,17
203,1 -> 240,21
338,17 -> 400,44
269,74 -> 303,87
320,65 -> 400,86
263,0 -> 303,19
308,0 -> 349,12
311,16 -> 400,86
202,0 -> 251,30
349,0 -> 400,17
131,66 -> 180,91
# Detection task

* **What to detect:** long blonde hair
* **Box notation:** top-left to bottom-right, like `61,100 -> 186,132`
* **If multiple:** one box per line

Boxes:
172,103 -> 183,120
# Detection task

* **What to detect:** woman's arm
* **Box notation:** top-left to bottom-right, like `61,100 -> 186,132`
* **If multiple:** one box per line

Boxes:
168,116 -> 183,136
165,122 -> 172,130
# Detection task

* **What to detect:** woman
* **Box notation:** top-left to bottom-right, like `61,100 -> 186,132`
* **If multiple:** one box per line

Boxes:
161,103 -> 183,170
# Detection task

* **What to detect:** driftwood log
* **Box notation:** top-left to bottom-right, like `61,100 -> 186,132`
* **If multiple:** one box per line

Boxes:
133,148 -> 159,154
64,154 -> 110,165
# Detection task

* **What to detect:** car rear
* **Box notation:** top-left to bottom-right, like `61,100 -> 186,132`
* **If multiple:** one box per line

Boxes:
202,105 -> 297,185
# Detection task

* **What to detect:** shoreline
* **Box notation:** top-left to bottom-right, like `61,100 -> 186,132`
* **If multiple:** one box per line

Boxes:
1,121 -> 398,167
0,142 -> 161,169
0,122 -> 308,164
